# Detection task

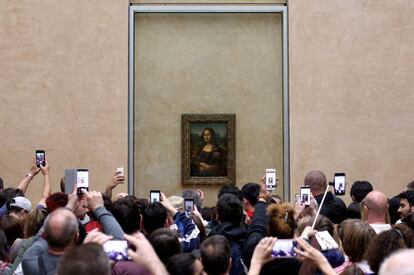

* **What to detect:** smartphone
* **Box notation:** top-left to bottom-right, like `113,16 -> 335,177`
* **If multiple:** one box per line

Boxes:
334,173 -> 346,196
76,169 -> 89,195
103,240 -> 131,261
149,190 -> 160,203
184,199 -> 194,215
265,168 -> 277,191
272,239 -> 297,258
35,150 -> 46,168
64,169 -> 77,194
300,186 -> 311,205
116,167 -> 124,177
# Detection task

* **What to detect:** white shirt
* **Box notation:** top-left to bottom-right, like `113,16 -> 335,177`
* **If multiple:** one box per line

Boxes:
369,223 -> 391,234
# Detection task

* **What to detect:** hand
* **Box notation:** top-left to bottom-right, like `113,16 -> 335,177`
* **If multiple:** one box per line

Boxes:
248,237 -> 277,275
66,188 -> 80,211
192,204 -> 204,223
259,182 -> 270,201
196,189 -> 204,201
300,226 -> 317,239
83,228 -> 113,245
110,171 -> 125,189
84,190 -> 104,211
159,192 -> 177,216
260,174 -> 266,185
199,162 -> 210,172
294,200 -> 306,219
252,237 -> 277,265
30,159 -> 41,177
294,237 -> 334,275
40,158 -> 50,176
295,194 -> 318,220
124,233 -> 168,275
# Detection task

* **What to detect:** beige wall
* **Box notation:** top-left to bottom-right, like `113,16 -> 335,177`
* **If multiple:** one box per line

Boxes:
134,13 -> 284,206
289,0 -> 414,204
1,0 -> 413,206
0,1 -> 129,202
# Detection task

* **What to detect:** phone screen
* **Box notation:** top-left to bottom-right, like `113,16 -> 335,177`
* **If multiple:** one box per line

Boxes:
35,150 -> 46,168
184,199 -> 194,215
76,169 -> 89,195
265,168 -> 277,191
300,187 -> 311,205
103,240 -> 131,261
334,173 -> 346,196
150,190 -> 160,203
272,239 -> 297,258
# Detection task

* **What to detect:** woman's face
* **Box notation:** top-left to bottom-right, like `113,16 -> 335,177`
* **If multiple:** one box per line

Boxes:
193,259 -> 205,275
202,129 -> 213,143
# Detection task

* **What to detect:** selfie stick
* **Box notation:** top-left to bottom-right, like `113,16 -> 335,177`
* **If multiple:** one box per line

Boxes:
311,183 -> 331,231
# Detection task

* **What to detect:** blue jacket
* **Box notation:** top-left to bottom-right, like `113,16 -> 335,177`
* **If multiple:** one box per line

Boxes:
174,212 -> 201,253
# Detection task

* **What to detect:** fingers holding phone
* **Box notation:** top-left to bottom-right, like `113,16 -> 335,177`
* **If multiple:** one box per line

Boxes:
76,169 -> 89,195
40,157 -> 50,176
111,168 -> 125,187
334,173 -> 346,196
35,150 -> 46,168
149,190 -> 161,203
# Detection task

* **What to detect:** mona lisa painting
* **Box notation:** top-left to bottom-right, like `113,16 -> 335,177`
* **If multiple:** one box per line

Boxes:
182,114 -> 235,185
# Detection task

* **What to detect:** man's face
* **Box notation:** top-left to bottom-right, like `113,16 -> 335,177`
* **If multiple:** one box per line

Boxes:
74,197 -> 88,219
398,198 -> 412,218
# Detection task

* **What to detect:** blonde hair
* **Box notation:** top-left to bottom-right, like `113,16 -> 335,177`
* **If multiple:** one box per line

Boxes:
24,208 -> 47,238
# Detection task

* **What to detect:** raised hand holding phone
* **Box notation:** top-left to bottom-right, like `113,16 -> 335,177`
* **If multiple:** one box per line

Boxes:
334,173 -> 346,196
76,169 -> 89,195
35,150 -> 46,168
149,190 -> 160,203
184,199 -> 194,215
300,186 -> 311,206
265,169 -> 277,191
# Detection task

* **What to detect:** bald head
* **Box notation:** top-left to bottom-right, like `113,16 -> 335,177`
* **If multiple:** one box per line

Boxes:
362,191 -> 388,222
44,207 -> 78,250
304,170 -> 327,196
379,249 -> 414,275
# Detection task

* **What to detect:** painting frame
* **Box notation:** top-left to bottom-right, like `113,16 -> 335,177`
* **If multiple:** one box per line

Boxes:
182,114 -> 236,185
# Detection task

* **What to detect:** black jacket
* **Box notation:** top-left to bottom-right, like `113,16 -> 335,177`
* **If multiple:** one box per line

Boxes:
243,201 -> 268,268
209,222 -> 247,275
315,191 -> 347,224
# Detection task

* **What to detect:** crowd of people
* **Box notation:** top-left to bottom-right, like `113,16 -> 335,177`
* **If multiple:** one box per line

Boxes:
0,159 -> 413,275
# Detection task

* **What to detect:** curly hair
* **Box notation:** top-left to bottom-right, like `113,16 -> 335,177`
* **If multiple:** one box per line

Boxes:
267,203 -> 295,239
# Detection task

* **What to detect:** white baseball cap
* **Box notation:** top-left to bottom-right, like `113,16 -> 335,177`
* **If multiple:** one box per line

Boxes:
10,196 -> 32,212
